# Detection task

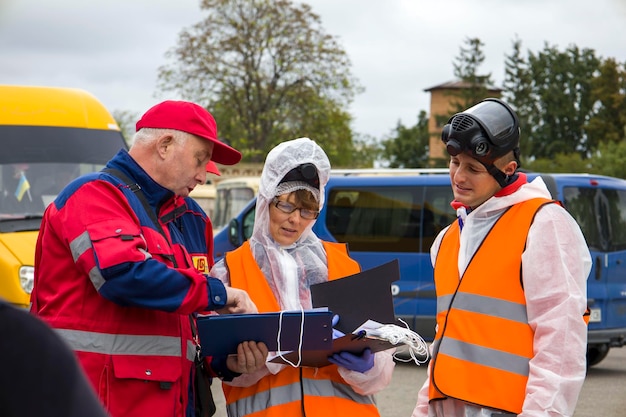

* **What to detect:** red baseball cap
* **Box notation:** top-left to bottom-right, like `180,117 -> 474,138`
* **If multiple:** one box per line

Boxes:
206,160 -> 221,176
136,100 -> 242,168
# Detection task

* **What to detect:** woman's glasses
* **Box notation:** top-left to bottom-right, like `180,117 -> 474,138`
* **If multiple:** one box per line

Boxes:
272,197 -> 319,220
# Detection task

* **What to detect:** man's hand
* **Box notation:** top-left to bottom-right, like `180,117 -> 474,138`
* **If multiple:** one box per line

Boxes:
218,287 -> 258,314
226,341 -> 269,374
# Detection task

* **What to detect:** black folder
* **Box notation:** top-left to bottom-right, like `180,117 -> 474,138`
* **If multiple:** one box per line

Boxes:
196,310 -> 333,357
310,259 -> 400,334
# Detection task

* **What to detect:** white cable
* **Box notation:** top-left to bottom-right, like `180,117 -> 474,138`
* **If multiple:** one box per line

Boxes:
276,307 -> 305,367
365,318 -> 430,365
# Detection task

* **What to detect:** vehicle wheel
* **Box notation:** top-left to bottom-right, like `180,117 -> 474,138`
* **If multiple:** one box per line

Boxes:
586,344 -> 610,368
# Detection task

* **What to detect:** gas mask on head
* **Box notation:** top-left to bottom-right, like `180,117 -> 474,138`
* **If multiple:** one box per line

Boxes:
441,98 -> 520,187
280,163 -> 320,189
441,98 -> 520,165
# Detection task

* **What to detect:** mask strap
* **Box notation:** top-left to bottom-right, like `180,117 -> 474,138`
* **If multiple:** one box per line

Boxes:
485,163 -> 510,188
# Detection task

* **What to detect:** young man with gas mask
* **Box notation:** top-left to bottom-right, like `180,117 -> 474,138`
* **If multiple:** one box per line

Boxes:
411,98 -> 591,417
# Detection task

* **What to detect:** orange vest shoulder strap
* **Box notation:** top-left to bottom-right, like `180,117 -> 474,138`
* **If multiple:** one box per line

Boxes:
322,241 -> 361,280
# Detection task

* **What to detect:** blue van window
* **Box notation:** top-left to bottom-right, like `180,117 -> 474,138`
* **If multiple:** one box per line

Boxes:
563,186 -> 626,252
563,187 -> 604,251
325,186 -> 455,253
423,185 -> 457,251
241,206 -> 256,241
604,189 -> 626,251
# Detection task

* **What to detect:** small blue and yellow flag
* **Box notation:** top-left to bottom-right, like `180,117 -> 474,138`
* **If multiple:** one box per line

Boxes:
14,172 -> 31,202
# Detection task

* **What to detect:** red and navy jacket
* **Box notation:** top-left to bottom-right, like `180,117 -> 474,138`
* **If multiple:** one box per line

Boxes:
31,149 -> 225,417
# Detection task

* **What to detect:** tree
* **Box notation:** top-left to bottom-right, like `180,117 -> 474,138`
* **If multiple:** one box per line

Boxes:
504,42 -> 601,160
588,140 -> 626,178
587,58 -> 626,147
524,152 -> 589,173
503,37 -> 536,159
449,37 -> 495,111
382,110 -> 430,168
157,0 -> 361,163
348,133 -> 383,169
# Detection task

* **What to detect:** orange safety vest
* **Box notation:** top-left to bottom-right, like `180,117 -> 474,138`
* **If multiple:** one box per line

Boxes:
223,240 -> 380,417
429,198 -> 553,415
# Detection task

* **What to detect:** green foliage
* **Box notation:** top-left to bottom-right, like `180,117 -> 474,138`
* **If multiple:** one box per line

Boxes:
527,141 -> 626,179
588,140 -> 626,179
504,39 -> 626,178
524,152 -> 590,173
504,41 -> 602,159
587,58 -> 626,147
382,110 -> 430,168
449,37 -> 495,111
157,0 -> 361,163
503,37 -> 534,158
345,134 -> 383,168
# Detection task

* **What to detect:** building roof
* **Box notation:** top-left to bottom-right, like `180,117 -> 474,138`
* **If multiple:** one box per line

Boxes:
423,79 -> 502,93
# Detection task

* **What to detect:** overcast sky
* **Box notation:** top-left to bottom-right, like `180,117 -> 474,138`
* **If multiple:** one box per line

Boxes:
1,0 -> 625,139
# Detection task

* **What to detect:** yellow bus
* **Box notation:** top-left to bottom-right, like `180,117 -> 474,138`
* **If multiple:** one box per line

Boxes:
0,85 -> 127,308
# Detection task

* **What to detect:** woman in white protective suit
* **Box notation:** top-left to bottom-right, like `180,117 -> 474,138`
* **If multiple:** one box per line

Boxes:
210,137 -> 395,417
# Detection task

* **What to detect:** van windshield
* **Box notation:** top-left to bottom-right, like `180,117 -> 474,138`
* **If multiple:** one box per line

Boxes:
0,125 -> 127,219
0,162 -> 106,218
213,186 -> 256,231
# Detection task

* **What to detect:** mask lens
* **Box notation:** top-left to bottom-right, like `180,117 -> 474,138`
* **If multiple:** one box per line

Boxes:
446,140 -> 463,156
473,141 -> 489,156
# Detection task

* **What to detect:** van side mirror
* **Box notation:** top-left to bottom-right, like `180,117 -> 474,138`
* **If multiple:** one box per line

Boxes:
228,218 -> 240,247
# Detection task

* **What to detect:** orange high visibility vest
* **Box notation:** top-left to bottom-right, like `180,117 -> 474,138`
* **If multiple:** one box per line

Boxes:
223,240 -> 380,417
429,198 -> 552,415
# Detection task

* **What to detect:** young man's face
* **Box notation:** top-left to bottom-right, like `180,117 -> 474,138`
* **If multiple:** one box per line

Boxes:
449,153 -> 503,209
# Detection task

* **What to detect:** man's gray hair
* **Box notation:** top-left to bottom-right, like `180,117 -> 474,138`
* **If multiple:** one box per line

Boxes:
131,128 -> 189,147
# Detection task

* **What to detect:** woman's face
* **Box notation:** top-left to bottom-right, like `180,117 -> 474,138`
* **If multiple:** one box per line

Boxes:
269,192 -> 316,246
449,153 -> 503,209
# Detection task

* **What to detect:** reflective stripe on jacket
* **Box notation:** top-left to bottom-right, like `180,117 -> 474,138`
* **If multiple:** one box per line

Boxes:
223,240 -> 380,417
429,198 -> 553,414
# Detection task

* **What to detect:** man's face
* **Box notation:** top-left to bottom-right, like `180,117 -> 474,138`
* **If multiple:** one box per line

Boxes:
449,153 -> 501,209
162,134 -> 214,197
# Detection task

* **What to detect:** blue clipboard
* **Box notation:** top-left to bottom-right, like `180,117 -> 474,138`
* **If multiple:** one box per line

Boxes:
196,310 -> 333,357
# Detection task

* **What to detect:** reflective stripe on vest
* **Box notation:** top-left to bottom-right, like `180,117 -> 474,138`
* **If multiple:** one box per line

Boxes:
55,328 -> 196,361
226,377 -> 376,417
430,198 -> 552,414
442,292 -> 528,324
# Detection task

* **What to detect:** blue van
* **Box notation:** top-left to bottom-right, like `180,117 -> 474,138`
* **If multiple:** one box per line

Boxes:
213,170 -> 626,367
